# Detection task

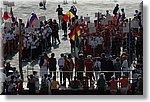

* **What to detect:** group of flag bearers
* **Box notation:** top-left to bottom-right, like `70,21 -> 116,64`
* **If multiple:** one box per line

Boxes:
1,2 -> 143,95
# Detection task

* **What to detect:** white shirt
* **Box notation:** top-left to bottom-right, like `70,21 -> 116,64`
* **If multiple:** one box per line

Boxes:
58,57 -> 65,67
122,60 -> 128,71
94,61 -> 101,71
96,36 -> 104,45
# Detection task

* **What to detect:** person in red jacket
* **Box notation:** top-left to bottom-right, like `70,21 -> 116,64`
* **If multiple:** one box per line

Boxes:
84,55 -> 95,86
63,55 -> 71,86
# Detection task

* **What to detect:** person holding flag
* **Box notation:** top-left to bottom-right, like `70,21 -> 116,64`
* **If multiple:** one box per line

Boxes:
29,12 -> 38,27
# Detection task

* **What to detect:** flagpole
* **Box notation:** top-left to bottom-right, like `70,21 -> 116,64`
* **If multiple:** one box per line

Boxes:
74,24 -> 77,78
18,19 -> 24,81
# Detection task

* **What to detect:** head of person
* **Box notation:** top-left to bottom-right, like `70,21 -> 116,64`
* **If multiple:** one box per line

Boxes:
30,74 -> 33,79
121,8 -> 124,12
33,71 -> 38,76
106,10 -> 109,14
121,74 -> 126,79
112,55 -> 116,59
111,76 -> 115,80
116,4 -> 119,7
101,53 -> 105,58
51,53 -> 55,58
68,54 -> 72,59
53,76 -> 56,81
44,74 -> 48,78
99,73 -> 105,79
6,62 -> 10,67
11,75 -> 15,80
135,10 -> 138,13
96,57 -> 100,61
87,55 -> 92,60
58,5 -> 60,8
122,55 -> 127,60
60,53 -> 64,57
53,19 -> 57,23
79,53 -> 83,58
116,57 -> 120,62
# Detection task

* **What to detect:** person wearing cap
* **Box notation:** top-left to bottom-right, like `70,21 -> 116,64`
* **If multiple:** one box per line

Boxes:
109,76 -> 119,95
119,74 -> 128,95
84,55 -> 95,86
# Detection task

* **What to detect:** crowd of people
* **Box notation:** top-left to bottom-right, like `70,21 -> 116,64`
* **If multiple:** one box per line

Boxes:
0,3 -> 143,95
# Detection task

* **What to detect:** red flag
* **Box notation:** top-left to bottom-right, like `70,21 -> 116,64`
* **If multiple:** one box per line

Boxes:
63,14 -> 69,22
3,11 -> 10,20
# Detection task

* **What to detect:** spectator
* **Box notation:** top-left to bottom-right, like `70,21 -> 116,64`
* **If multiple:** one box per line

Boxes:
109,76 -> 118,95
58,54 -> 65,85
114,57 -> 121,79
39,53 -> 49,78
119,75 -> 128,95
97,73 -> 107,95
51,76 -> 59,95
49,53 -> 57,77
94,57 -> 101,81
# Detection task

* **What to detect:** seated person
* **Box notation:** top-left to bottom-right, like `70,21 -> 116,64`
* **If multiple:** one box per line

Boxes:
70,76 -> 81,89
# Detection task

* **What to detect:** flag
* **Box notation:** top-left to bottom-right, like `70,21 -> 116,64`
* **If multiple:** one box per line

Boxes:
10,7 -> 15,22
69,26 -> 81,41
3,11 -> 10,20
74,28 -> 81,71
29,13 -> 38,27
66,9 -> 76,19
63,14 -> 69,22
26,19 -> 29,28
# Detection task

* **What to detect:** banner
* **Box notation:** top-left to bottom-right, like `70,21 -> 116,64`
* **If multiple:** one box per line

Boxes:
39,16 -> 46,21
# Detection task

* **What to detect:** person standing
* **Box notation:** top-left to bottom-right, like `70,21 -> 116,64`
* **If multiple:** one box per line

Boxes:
113,57 -> 121,80
94,57 -> 101,81
113,4 -> 119,16
43,0 -> 46,9
61,19 -> 67,37
53,20 -> 61,45
97,73 -> 107,95
122,55 -> 129,77
58,54 -> 65,85
84,55 -> 95,86
39,53 -> 49,78
109,76 -> 119,95
67,54 -> 74,80
49,53 -> 57,77
77,54 -> 84,82
56,5 -> 63,26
